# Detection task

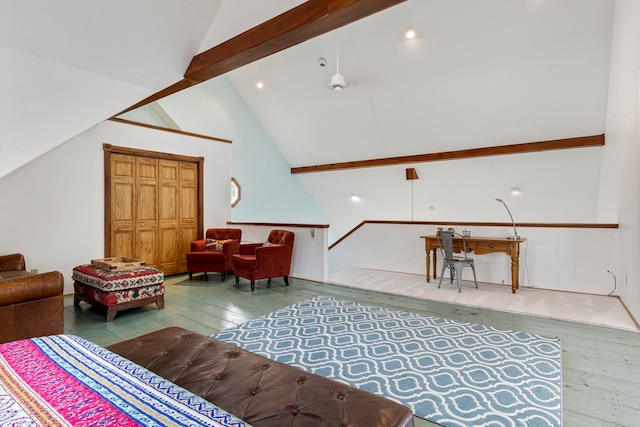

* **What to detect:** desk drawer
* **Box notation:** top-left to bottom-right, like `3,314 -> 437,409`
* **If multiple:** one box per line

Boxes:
475,241 -> 510,254
458,241 -> 475,252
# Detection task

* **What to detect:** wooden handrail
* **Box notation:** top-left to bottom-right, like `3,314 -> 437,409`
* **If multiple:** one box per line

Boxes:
328,219 -> 618,250
227,221 -> 329,229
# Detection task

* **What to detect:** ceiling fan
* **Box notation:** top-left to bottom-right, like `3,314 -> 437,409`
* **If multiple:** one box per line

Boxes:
330,32 -> 351,92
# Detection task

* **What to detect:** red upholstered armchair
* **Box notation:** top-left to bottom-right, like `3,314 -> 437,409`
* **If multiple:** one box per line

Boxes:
186,228 -> 242,281
232,230 -> 295,292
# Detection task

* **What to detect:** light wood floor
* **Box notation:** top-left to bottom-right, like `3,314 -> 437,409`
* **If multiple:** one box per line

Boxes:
329,268 -> 638,331
64,273 -> 640,427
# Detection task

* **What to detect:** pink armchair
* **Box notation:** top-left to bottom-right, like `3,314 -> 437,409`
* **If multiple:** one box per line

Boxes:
232,229 -> 295,292
186,228 -> 242,281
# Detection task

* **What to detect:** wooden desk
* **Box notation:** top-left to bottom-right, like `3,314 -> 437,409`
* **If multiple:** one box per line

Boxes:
420,235 -> 526,293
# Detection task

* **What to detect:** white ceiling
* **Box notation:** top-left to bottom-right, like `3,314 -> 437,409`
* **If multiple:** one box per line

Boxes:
0,0 -> 221,89
0,0 -> 615,177
0,0 -> 302,178
224,0 -> 614,168
196,0 -> 307,53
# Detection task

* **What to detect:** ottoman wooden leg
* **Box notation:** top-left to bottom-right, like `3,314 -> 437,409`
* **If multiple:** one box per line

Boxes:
74,295 -> 80,306
156,295 -> 165,309
106,306 -> 118,322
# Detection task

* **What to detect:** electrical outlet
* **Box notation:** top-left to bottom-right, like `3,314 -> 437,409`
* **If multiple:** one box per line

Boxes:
30,268 -> 38,274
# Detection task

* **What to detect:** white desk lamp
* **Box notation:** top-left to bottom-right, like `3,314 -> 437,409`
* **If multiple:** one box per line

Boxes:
495,198 -> 519,239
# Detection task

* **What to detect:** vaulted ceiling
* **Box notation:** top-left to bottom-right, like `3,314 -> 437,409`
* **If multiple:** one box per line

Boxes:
0,0 -> 306,177
1,0 -> 614,178
224,0 -> 613,170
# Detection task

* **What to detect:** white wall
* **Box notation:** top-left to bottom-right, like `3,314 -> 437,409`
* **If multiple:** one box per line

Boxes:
605,0 -> 640,321
0,120 -> 231,294
153,76 -> 328,225
329,223 -> 619,296
299,146 -> 607,245
0,1 -> 222,179
0,45 -> 150,178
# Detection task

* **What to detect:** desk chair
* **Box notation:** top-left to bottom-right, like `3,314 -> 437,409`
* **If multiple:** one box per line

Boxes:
438,231 -> 478,293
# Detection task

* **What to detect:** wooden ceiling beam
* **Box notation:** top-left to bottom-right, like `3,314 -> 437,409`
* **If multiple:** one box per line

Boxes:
186,0 -> 405,82
120,79 -> 197,115
118,0 -> 405,115
291,134 -> 606,174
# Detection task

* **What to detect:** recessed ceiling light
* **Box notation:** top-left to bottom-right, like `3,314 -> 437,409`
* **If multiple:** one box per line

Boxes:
405,26 -> 416,40
256,81 -> 264,89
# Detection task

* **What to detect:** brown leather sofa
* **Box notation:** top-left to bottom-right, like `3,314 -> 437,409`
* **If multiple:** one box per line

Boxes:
0,270 -> 65,344
0,253 -> 32,280
108,327 -> 414,427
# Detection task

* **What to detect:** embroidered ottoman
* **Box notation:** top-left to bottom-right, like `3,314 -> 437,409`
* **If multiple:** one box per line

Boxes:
72,264 -> 164,322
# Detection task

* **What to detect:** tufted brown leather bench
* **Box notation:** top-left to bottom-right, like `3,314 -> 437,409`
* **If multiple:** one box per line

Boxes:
107,327 -> 414,427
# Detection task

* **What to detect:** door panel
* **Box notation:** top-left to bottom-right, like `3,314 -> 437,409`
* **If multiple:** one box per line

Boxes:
136,229 -> 157,267
111,155 -> 135,257
179,163 -> 198,271
113,227 -> 134,258
159,160 -> 179,274
137,184 -> 157,222
179,226 -> 197,272
113,183 -> 133,221
135,158 -> 158,267
159,227 -> 179,275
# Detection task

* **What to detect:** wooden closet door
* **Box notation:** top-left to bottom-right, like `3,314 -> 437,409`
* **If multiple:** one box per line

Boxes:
135,157 -> 159,268
110,154 -> 136,258
158,160 -> 179,275
179,162 -> 198,272
109,155 -> 159,267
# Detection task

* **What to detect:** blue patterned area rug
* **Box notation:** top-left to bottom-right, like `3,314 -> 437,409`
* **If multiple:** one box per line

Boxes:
211,296 -> 562,427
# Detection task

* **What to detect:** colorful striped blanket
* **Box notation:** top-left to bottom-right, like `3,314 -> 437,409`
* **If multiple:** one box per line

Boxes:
0,335 -> 249,427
